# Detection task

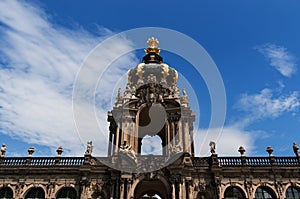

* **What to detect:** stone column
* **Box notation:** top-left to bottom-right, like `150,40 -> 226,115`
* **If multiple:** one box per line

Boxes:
177,120 -> 183,149
171,121 -> 176,146
171,181 -> 176,199
109,179 -> 116,199
182,179 -> 186,199
120,179 -> 125,199
190,128 -> 195,156
121,122 -> 126,146
167,122 -> 171,147
179,179 -> 184,199
183,121 -> 190,153
214,177 -> 222,199
126,120 -> 131,147
114,124 -> 121,155
127,179 -> 132,199
129,122 -> 134,149
186,178 -> 193,199
110,183 -> 114,199
108,132 -> 113,156
115,180 -> 120,199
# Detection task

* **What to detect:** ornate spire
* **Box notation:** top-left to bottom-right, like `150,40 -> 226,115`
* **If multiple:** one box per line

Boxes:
145,37 -> 160,55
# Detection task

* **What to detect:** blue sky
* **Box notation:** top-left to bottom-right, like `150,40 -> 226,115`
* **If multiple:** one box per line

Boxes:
0,0 -> 300,157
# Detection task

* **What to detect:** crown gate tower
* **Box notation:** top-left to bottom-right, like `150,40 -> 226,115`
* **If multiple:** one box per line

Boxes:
1,38 -> 300,199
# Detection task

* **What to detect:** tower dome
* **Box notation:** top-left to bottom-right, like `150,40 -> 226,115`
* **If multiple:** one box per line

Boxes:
127,37 -> 178,90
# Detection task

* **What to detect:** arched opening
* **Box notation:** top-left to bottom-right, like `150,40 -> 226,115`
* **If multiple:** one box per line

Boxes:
137,103 -> 167,154
254,186 -> 276,199
224,186 -> 246,199
56,187 -> 77,199
25,187 -> 45,199
91,192 -> 106,199
286,186 -> 300,198
134,179 -> 169,199
0,187 -> 13,199
141,194 -> 161,198
197,191 -> 210,199
141,135 -> 163,155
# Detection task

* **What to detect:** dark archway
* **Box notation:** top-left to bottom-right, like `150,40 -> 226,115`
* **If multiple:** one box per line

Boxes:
254,186 -> 276,199
224,186 -> 246,199
286,186 -> 300,199
0,187 -> 13,199
25,187 -> 45,199
137,104 -> 167,155
134,179 -> 169,199
197,191 -> 210,199
56,187 -> 77,199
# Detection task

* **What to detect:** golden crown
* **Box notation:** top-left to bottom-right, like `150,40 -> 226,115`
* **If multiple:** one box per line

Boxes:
147,37 -> 159,48
145,37 -> 160,54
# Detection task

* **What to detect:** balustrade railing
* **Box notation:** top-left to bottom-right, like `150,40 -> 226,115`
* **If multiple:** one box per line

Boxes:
218,156 -> 300,167
0,157 -> 84,167
0,156 -> 299,168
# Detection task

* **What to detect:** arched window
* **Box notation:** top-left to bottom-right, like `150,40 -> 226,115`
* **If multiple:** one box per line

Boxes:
141,135 -> 163,155
25,187 -> 45,199
134,179 -> 168,199
141,194 -> 161,198
254,187 -> 276,199
56,187 -> 77,199
286,186 -> 300,199
197,192 -> 209,199
224,186 -> 246,199
0,187 -> 13,199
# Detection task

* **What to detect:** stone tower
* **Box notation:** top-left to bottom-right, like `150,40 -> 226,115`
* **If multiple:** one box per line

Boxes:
107,37 -> 195,167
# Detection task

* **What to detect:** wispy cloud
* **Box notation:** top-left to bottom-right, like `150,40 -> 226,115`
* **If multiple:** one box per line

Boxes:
256,44 -> 297,77
0,0 -> 137,156
195,126 -> 262,156
197,85 -> 300,156
236,87 -> 300,120
198,44 -> 298,156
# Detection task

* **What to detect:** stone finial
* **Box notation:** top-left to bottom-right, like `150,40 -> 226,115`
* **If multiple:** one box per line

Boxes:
115,88 -> 123,106
124,84 -> 132,99
238,146 -> 246,157
266,146 -> 274,157
1,144 -> 6,158
180,89 -> 189,107
85,141 -> 93,155
293,142 -> 299,157
117,88 -> 122,99
209,141 -> 216,155
28,146 -> 35,157
56,146 -> 63,157
182,88 -> 187,96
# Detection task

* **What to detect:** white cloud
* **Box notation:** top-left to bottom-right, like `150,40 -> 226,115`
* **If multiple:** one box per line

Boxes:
0,0 -> 137,156
195,126 -> 259,156
256,44 -> 297,77
141,135 -> 163,155
236,88 -> 300,119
